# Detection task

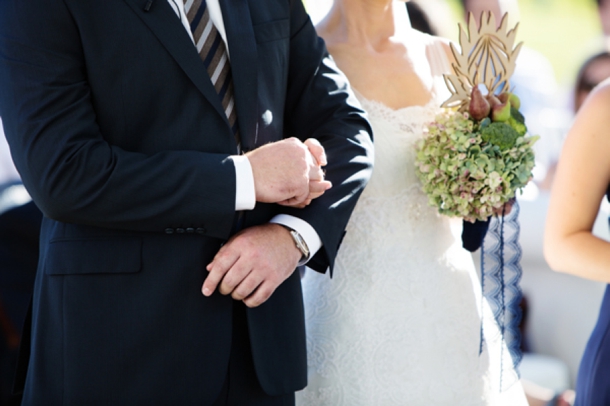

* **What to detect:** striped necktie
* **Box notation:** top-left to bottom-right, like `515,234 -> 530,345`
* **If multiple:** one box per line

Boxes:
184,0 -> 240,151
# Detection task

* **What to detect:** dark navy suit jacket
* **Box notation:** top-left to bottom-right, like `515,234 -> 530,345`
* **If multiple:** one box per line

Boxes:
0,0 -> 373,404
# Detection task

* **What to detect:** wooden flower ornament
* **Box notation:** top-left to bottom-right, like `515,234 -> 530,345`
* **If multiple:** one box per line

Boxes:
441,12 -> 523,113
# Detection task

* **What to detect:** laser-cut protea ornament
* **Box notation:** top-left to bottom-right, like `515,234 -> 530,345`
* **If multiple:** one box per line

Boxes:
441,12 -> 523,112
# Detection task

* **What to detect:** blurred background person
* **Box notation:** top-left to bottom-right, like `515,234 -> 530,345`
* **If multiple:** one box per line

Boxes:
516,48 -> 610,406
574,51 -> 610,112
409,0 -> 455,38
406,1 -> 438,35
530,48 -> 610,406
544,76 -> 610,406
597,0 -> 610,49
539,51 -> 610,190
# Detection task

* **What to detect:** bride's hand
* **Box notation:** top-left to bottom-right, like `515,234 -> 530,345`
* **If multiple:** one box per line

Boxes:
278,138 -> 332,208
492,198 -> 516,216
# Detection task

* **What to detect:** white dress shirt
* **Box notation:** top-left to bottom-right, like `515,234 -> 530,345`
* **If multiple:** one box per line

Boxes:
167,0 -> 322,261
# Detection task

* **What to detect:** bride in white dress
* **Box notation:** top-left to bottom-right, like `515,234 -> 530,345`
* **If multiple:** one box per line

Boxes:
296,1 -> 528,405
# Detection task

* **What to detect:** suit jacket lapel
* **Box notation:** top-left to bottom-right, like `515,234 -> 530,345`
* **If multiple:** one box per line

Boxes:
220,0 -> 258,152
122,0 -> 229,125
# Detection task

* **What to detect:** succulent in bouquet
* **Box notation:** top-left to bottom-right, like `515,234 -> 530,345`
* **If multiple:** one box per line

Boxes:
415,12 -> 539,223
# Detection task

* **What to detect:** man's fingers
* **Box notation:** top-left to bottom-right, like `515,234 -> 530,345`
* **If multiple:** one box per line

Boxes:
304,138 -> 327,166
203,223 -> 301,307
203,248 -> 239,296
299,199 -> 313,208
246,138 -> 315,204
277,197 -> 308,207
276,199 -> 294,206
218,259 -> 252,296
231,272 -> 264,301
202,268 -> 227,297
277,198 -> 312,208
243,281 -> 277,308
309,180 -> 332,195
280,190 -> 310,206
276,180 -> 331,208
284,198 -> 313,209
308,164 -> 325,182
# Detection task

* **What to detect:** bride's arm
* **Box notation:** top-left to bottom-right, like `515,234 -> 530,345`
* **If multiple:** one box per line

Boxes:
544,79 -> 610,282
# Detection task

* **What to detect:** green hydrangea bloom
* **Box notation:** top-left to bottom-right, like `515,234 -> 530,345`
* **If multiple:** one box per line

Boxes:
415,109 -> 539,222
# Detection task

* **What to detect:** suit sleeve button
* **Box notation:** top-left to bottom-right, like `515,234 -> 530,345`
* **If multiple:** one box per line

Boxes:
186,228 -> 195,234
195,227 -> 206,235
165,228 -> 174,234
176,228 -> 185,234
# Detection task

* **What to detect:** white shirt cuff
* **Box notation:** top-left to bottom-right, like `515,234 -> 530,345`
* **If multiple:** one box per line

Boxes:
231,155 -> 256,211
270,214 -> 322,264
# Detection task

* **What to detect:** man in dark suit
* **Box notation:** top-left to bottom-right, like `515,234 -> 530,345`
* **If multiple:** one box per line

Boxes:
0,0 -> 373,404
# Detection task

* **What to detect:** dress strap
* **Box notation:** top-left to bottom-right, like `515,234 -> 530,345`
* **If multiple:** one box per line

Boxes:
425,37 -> 452,78
421,34 -> 452,104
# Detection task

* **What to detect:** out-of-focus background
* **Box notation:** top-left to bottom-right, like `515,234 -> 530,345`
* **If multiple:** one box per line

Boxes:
304,0 -> 610,394
448,0 -> 601,87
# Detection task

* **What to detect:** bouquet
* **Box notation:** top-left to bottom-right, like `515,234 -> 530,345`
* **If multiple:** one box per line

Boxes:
417,13 -> 535,387
415,12 -> 539,223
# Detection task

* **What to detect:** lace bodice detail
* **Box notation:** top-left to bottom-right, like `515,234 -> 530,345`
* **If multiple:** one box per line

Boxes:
356,97 -> 437,196
296,32 -> 527,406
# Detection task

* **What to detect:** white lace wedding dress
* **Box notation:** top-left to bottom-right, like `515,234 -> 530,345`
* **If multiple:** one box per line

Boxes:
296,34 -> 528,406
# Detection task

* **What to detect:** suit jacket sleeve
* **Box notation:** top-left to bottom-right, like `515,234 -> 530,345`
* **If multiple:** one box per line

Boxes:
0,0 -> 238,240
281,0 -> 374,275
